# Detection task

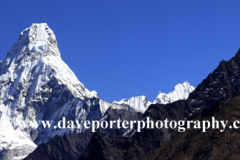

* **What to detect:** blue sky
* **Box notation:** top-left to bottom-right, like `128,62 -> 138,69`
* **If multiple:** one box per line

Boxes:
0,1 -> 240,102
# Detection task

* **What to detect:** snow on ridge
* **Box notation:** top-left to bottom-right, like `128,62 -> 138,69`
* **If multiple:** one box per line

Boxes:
113,81 -> 195,112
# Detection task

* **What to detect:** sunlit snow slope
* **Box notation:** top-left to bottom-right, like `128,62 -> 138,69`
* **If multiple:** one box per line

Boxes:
0,23 -> 101,160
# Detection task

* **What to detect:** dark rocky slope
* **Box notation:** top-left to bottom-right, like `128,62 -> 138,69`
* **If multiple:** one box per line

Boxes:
24,108 -> 142,160
79,132 -> 145,160
147,96 -> 240,160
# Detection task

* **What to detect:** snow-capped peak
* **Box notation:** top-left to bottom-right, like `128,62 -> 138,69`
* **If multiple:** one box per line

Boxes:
0,23 -> 99,159
3,23 -> 98,100
154,81 -> 195,104
8,23 -> 60,58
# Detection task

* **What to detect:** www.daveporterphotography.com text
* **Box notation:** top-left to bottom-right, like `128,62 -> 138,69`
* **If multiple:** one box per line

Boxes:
24,117 -> 240,133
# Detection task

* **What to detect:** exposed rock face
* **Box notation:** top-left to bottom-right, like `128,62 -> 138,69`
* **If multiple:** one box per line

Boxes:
189,51 -> 240,107
80,49 -> 240,160
147,96 -> 240,160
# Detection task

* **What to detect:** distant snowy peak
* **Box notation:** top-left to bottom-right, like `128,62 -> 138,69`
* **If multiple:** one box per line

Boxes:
114,81 -> 194,111
113,96 -> 151,112
154,81 -> 195,104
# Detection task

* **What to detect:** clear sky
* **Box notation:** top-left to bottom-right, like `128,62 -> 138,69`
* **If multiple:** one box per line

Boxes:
0,1 -> 240,102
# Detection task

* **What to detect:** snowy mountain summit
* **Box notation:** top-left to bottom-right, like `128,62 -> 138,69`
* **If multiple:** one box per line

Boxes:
6,23 -> 98,99
154,81 -> 195,104
0,23 -> 100,160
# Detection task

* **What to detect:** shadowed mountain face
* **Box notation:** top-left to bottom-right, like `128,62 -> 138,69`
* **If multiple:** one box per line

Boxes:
24,108 -> 143,160
79,49 -> 240,160
189,50 -> 240,106
79,132 -> 145,160
147,96 -> 240,160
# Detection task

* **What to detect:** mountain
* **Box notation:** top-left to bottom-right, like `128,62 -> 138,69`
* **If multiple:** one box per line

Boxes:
80,48 -> 240,160
147,96 -> 240,160
113,81 -> 195,112
0,23 -> 144,160
0,23 -> 102,159
154,81 -> 195,104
